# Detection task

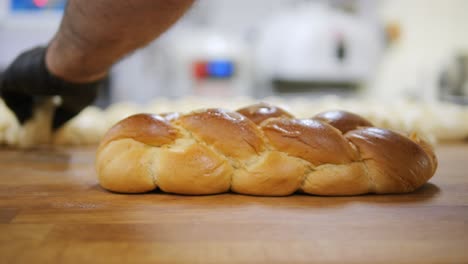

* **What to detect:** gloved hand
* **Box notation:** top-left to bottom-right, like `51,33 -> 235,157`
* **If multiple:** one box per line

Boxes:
0,46 -> 104,130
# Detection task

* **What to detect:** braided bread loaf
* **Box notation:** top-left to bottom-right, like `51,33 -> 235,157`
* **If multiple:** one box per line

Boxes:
96,103 -> 437,196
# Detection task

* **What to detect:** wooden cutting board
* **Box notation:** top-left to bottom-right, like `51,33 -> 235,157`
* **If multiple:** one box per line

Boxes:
0,144 -> 467,263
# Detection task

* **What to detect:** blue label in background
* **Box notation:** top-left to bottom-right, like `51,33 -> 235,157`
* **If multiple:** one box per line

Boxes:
10,0 -> 66,12
207,60 -> 235,78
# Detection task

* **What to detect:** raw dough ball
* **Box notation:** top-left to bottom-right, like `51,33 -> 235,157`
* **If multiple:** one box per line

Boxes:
0,99 -> 19,145
104,102 -> 143,130
54,106 -> 107,145
2,98 -> 56,148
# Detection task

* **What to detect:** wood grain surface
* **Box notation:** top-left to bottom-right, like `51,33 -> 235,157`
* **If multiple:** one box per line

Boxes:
0,144 -> 467,263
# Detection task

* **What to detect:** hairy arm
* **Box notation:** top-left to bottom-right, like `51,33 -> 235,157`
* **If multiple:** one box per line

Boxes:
46,0 -> 194,82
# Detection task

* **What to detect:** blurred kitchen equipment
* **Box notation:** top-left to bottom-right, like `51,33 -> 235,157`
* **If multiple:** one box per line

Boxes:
111,28 -> 253,102
167,29 -> 253,98
255,2 -> 384,97
1,0 -> 387,104
439,53 -> 468,105
0,0 -> 63,67
111,0 -> 385,101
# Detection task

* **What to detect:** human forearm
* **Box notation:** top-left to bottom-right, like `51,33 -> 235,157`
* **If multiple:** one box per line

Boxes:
1,0 -> 194,128
46,0 -> 194,82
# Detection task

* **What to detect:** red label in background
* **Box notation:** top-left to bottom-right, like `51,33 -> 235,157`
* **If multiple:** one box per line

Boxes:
193,61 -> 209,80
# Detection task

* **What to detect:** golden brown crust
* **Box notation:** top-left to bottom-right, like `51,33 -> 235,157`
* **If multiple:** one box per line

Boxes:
98,113 -> 179,149
409,132 -> 438,174
345,127 -> 435,193
231,151 -> 307,196
96,104 -> 438,196
261,118 -> 359,165
236,103 -> 294,125
301,162 -> 370,195
313,110 -> 373,134
177,109 -> 265,159
156,142 -> 233,195
96,138 -> 157,193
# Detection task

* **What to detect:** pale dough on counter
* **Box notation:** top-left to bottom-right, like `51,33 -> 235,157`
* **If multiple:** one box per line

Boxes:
104,101 -> 143,129
0,99 -> 17,145
282,96 -> 468,142
0,98 -> 56,148
1,96 -> 467,147
54,106 -> 107,146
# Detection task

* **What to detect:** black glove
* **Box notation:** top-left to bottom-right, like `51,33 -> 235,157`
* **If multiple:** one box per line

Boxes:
0,46 -> 104,130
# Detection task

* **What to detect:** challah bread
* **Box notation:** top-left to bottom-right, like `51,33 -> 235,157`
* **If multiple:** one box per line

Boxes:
313,110 -> 373,133
96,103 -> 437,196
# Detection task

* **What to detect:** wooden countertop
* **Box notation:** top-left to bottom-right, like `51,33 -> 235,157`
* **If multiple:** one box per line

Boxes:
0,144 -> 467,263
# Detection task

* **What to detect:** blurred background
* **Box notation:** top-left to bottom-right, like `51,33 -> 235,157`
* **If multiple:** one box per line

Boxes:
1,0 -> 468,107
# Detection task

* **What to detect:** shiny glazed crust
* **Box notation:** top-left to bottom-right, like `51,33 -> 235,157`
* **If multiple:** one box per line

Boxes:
96,103 -> 438,196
